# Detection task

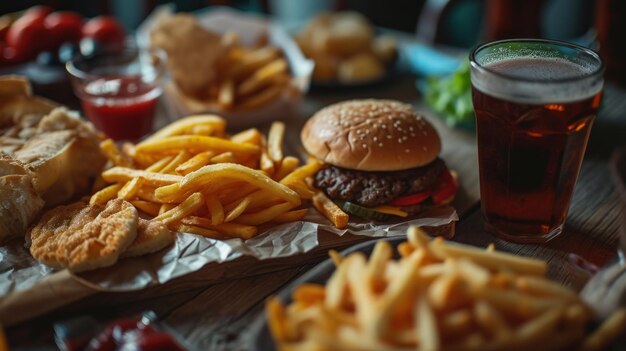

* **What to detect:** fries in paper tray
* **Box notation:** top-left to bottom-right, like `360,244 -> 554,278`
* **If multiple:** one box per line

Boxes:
137,6 -> 313,129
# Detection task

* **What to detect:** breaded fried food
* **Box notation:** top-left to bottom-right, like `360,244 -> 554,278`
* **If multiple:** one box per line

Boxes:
122,218 -> 174,258
150,14 -> 226,97
0,175 -> 44,244
29,199 -> 138,272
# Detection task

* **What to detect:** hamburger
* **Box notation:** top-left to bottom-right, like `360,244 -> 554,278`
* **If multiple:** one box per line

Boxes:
301,99 -> 457,221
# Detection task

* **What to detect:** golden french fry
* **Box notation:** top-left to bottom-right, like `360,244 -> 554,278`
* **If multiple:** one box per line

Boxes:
230,128 -> 263,146
292,284 -> 325,307
146,155 -> 174,172
153,183 -> 187,203
429,238 -> 547,276
117,177 -> 145,200
428,274 -> 469,311
90,183 -> 122,205
131,151 -> 160,169
229,46 -> 280,80
235,202 -> 296,225
154,192 -> 204,225
325,256 -> 348,310
159,203 -> 176,215
217,79 -> 235,108
160,150 -> 192,174
139,115 -> 226,144
218,183 -> 258,205
407,226 -> 431,249
206,195 -> 224,225
175,224 -> 226,240
237,58 -> 288,96
453,258 -> 490,289
243,189 -> 282,212
273,156 -> 300,181
416,293 -> 440,351
135,135 -> 260,156
238,83 -> 285,110
476,286 -> 562,319
515,275 -> 579,301
260,150 -> 275,176
180,216 -> 257,239
280,160 -> 324,186
100,139 -> 133,167
190,124 -> 214,136
273,208 -> 308,223
514,307 -> 563,346
312,192 -> 348,229
266,297 -> 291,342
211,151 -> 237,164
175,151 -> 215,175
226,46 -> 249,61
180,163 -> 300,206
224,196 -> 251,223
473,300 -> 511,338
136,187 -> 163,203
367,240 -> 391,283
210,223 -> 258,240
102,167 -> 182,186
121,142 -> 136,159
286,181 -> 316,200
328,250 -> 343,267
130,200 -> 161,216
267,121 -> 285,162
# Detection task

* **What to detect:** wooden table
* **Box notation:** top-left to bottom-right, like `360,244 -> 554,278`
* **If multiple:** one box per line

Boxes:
6,74 -> 626,350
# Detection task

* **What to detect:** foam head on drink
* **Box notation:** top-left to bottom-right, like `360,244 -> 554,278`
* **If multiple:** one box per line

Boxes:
470,40 -> 603,243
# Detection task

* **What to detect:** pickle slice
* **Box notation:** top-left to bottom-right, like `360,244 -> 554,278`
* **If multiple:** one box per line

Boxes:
334,200 -> 394,222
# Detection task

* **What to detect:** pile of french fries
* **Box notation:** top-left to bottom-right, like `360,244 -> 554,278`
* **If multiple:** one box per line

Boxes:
209,37 -> 293,111
91,115 -> 323,240
267,227 -> 626,351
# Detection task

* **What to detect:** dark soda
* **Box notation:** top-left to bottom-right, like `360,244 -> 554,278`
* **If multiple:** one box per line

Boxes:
472,57 -> 602,242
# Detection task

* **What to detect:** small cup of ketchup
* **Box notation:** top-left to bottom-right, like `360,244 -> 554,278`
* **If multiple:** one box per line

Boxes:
66,43 -> 167,141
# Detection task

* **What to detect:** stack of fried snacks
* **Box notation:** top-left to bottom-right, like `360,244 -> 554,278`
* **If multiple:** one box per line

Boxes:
91,115 -> 321,240
267,227 -> 626,351
151,14 -> 294,111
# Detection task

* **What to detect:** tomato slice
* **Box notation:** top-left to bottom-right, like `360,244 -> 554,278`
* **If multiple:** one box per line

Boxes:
390,191 -> 431,206
389,170 -> 459,207
431,170 -> 458,205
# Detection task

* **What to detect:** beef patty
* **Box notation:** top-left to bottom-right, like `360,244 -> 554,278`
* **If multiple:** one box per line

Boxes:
314,158 -> 446,207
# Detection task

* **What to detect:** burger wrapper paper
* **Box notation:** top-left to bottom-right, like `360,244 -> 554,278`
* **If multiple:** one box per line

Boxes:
0,206 -> 458,326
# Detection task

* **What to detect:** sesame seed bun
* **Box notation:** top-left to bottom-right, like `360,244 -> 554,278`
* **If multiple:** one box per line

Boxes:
301,99 -> 441,171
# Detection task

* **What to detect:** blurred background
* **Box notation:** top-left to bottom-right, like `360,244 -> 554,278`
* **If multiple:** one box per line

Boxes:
0,0 -> 613,49
0,0 -> 623,114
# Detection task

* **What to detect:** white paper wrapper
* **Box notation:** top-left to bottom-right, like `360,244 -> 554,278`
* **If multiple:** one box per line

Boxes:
137,5 -> 314,130
0,206 -> 457,301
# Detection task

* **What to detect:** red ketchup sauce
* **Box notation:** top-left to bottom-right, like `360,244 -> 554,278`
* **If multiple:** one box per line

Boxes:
80,75 -> 160,141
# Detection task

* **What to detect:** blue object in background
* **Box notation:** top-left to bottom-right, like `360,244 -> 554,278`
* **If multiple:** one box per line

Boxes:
401,43 -> 461,77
